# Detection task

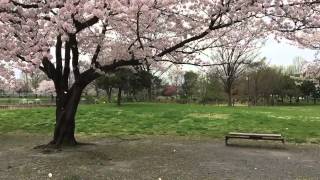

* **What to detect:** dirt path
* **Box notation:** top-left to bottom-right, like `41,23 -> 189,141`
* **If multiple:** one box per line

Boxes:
0,134 -> 319,180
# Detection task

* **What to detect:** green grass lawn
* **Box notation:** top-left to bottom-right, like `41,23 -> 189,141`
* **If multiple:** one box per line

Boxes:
0,103 -> 320,143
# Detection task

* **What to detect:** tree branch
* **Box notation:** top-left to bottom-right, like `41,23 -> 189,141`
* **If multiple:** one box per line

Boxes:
74,17 -> 99,33
69,34 -> 80,82
62,40 -> 71,89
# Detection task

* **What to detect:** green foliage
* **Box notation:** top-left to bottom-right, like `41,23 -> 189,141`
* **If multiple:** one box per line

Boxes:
312,87 -> 320,99
152,75 -> 163,96
96,69 -> 136,92
239,65 -> 305,105
1,104 -> 320,143
181,71 -> 199,100
198,73 -> 225,104
281,75 -> 300,99
299,80 -> 316,97
96,68 -> 161,103
135,70 -> 153,89
113,69 -> 134,89
96,74 -> 115,91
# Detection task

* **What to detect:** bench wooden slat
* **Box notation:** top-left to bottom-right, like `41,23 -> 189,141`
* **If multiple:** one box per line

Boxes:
226,136 -> 283,140
228,132 -> 281,137
225,132 -> 285,145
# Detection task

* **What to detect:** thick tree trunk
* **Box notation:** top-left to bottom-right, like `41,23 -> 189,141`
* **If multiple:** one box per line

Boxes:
132,89 -> 138,101
227,89 -> 232,107
147,86 -> 152,101
254,78 -> 258,106
224,78 -> 233,107
51,94 -> 54,103
117,87 -> 122,106
50,86 -> 83,147
271,94 -> 274,106
107,88 -> 112,103
265,96 -> 268,106
95,85 -> 99,97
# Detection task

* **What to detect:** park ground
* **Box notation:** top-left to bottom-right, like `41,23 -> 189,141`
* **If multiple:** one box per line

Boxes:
1,134 -> 320,179
1,103 -> 320,179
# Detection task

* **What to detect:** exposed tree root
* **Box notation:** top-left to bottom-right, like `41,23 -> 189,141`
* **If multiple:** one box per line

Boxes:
33,140 -> 96,154
33,143 -> 62,154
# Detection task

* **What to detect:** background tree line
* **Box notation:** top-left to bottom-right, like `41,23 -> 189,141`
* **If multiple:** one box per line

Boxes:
2,57 -> 320,107
176,59 -> 320,106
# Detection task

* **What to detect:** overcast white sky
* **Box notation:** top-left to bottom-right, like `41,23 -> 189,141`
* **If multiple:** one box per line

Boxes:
260,38 -> 318,66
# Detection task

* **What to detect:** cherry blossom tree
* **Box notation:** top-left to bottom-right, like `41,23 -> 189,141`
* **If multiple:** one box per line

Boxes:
266,1 -> 320,92
0,64 -> 14,92
13,78 -> 29,96
267,0 -> 320,53
134,61 -> 171,101
0,0 -> 318,147
300,60 -> 320,85
36,80 -> 56,95
28,69 -> 46,95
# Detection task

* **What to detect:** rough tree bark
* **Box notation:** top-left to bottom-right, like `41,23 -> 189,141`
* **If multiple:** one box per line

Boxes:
271,94 -> 275,106
224,78 -> 233,107
227,89 -> 232,107
107,87 -> 112,103
147,86 -> 152,101
50,85 -> 83,146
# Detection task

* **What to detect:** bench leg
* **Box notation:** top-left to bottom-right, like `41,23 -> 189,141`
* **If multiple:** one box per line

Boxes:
225,137 -> 229,146
281,139 -> 285,144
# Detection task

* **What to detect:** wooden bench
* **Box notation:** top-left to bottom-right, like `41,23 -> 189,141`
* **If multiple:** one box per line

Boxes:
225,132 -> 285,145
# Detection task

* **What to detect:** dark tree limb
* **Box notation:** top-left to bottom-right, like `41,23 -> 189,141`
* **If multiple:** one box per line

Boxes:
63,40 -> 71,90
69,34 -> 80,82
42,58 -> 56,80
74,17 -> 99,33
10,0 -> 39,8
55,35 -> 63,75
91,24 -> 107,67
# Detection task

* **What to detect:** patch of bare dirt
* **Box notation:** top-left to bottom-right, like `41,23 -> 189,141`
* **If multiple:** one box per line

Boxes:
0,133 -> 320,180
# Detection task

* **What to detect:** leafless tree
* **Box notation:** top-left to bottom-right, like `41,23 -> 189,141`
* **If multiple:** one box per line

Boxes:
210,35 -> 262,106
